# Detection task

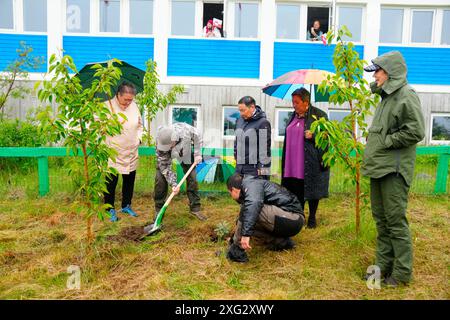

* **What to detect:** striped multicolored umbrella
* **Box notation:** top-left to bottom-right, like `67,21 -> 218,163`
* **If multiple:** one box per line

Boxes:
263,69 -> 334,101
195,156 -> 236,184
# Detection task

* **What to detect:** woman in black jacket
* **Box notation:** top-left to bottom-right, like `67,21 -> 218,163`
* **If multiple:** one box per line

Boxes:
281,88 -> 330,228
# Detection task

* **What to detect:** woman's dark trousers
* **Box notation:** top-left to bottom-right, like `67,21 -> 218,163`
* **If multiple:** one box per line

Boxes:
282,177 -> 319,227
104,170 -> 137,210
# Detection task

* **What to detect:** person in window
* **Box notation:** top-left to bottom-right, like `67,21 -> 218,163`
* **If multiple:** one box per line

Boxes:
203,19 -> 221,38
104,82 -> 143,222
307,20 -> 323,41
281,88 -> 330,228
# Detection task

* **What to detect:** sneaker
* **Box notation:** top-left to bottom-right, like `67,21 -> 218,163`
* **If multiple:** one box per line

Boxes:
190,210 -> 207,221
108,209 -> 119,222
121,205 -> 138,217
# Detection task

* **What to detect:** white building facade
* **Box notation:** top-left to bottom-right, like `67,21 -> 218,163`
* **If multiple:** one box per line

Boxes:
1,0 -> 449,147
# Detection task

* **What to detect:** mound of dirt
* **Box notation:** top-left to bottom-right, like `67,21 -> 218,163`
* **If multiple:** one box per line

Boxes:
107,226 -> 146,242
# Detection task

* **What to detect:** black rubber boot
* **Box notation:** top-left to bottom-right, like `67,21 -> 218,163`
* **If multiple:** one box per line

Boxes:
226,243 -> 249,263
382,276 -> 407,288
267,238 -> 295,251
307,213 -> 317,228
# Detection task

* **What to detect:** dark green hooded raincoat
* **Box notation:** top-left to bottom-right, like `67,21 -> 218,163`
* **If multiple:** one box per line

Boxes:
362,51 -> 425,186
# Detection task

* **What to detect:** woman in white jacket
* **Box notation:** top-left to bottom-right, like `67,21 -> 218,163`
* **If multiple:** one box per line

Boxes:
104,82 -> 143,222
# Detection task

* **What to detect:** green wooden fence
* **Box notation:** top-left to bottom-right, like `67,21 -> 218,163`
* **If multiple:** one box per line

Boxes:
0,146 -> 449,197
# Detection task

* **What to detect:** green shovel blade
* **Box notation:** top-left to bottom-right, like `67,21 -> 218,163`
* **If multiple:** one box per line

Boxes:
154,204 -> 167,228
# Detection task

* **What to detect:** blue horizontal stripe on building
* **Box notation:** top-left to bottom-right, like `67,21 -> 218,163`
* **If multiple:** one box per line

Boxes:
378,46 -> 450,85
0,33 -> 48,72
167,39 -> 260,78
63,36 -> 154,71
274,42 -> 365,78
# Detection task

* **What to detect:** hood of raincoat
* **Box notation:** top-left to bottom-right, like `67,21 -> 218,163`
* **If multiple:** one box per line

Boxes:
371,51 -> 408,95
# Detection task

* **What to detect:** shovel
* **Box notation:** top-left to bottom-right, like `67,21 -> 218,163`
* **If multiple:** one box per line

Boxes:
141,161 -> 198,238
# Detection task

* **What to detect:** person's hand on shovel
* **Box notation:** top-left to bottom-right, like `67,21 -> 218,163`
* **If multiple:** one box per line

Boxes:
172,185 -> 180,196
194,156 -> 202,165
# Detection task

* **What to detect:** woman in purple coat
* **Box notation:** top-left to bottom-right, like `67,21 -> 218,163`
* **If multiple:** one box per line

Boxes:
281,88 -> 330,228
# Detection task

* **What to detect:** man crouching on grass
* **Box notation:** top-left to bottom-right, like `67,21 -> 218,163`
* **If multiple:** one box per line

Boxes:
226,173 -> 305,262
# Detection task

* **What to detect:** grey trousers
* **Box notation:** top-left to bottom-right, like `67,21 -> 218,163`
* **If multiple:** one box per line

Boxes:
154,163 -> 201,214
233,205 -> 304,247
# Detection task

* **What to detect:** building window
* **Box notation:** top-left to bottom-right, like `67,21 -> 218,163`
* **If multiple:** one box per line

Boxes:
100,0 -> 120,33
276,4 -> 300,40
171,0 -> 195,36
66,0 -> 90,33
430,114 -> 450,143
338,6 -> 362,42
380,8 -> 403,43
0,0 -> 14,30
223,107 -> 239,137
441,10 -> 450,45
172,106 -> 198,127
328,109 -> 350,122
328,109 -> 358,137
411,10 -> 434,44
275,109 -> 293,139
307,6 -> 329,41
23,0 -> 47,32
130,0 -> 153,34
203,2 -> 224,38
235,2 -> 258,38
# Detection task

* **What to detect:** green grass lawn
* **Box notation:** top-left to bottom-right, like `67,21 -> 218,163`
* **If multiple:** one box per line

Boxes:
0,192 -> 448,299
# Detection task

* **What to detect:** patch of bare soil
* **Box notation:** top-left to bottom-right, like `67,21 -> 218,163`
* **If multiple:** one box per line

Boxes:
107,226 -> 147,242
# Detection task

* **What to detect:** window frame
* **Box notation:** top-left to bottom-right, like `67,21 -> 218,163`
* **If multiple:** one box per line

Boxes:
98,0 -> 122,34
378,7 -> 450,48
274,2 -> 332,45
336,4 -> 365,44
64,0 -> 92,34
275,2 -> 301,41
233,0 -> 261,40
62,0 -> 154,37
169,104 -> 201,129
0,0 -> 15,31
327,108 -> 351,122
201,0 -> 225,38
21,0 -> 47,33
169,0 -> 198,38
430,112 -> 450,145
128,0 -> 155,36
274,107 -> 293,142
305,4 -> 331,42
379,6 -> 405,45
327,108 -> 362,142
409,8 -> 436,45
222,105 -> 239,140
440,9 -> 450,45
